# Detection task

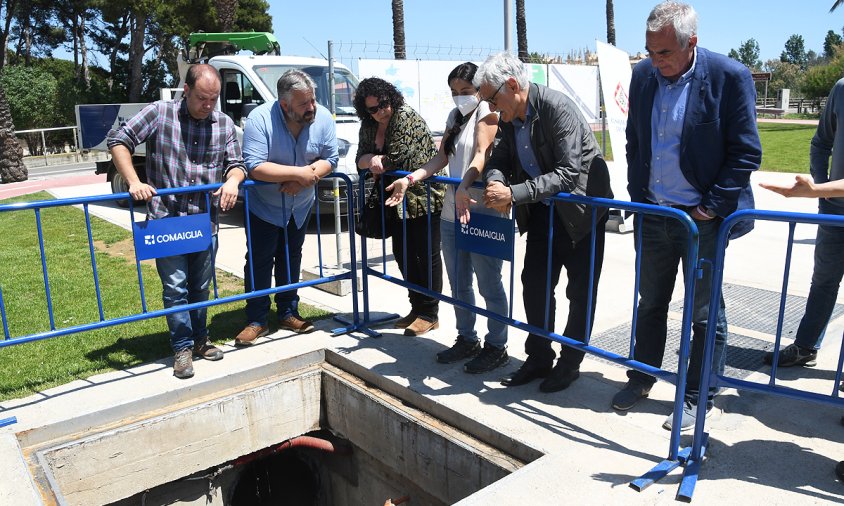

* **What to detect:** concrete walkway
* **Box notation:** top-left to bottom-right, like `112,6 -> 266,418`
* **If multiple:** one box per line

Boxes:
0,167 -> 842,504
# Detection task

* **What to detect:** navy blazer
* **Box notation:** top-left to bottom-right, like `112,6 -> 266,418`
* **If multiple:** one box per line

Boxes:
625,47 -> 761,238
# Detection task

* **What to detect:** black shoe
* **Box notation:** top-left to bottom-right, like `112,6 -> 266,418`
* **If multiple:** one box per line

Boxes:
836,461 -> 844,482
539,363 -> 580,393
437,336 -> 481,364
464,344 -> 509,374
611,380 -> 652,411
763,343 -> 818,367
501,361 -> 552,387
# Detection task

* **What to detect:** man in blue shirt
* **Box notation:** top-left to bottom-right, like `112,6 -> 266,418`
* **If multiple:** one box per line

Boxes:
615,1 -> 761,430
234,69 -> 338,345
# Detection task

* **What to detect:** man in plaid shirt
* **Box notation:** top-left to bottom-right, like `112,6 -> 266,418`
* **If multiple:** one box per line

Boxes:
108,64 -> 246,379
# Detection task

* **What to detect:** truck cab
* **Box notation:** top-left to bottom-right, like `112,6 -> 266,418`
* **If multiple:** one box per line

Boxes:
80,32 -> 363,214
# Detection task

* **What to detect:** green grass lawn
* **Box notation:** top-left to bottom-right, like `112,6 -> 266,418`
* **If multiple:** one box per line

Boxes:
0,192 -> 329,401
596,122 -> 817,171
598,122 -> 817,172
595,130 -> 614,161
758,122 -> 816,173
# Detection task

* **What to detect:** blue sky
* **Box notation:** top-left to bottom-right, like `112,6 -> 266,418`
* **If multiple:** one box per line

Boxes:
270,1 -> 841,67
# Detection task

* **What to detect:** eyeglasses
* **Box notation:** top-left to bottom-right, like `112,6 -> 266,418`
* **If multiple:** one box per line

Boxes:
483,83 -> 505,106
366,99 -> 390,114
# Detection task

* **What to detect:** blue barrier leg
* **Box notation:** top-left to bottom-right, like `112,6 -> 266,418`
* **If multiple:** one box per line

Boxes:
678,433 -> 709,502
630,445 -> 691,491
332,175 -> 391,338
0,416 -> 17,428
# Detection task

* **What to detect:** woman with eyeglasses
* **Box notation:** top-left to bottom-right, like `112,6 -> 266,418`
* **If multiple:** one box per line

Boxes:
354,77 -> 445,337
383,62 -> 509,374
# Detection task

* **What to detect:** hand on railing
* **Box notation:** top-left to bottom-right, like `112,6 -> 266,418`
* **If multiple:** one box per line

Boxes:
483,181 -> 512,215
369,154 -> 387,175
213,177 -> 240,212
128,181 -> 157,202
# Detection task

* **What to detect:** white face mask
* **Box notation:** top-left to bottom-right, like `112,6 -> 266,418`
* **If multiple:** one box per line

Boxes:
453,94 -> 479,116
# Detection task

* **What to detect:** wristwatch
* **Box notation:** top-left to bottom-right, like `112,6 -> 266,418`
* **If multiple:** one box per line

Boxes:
697,205 -> 716,218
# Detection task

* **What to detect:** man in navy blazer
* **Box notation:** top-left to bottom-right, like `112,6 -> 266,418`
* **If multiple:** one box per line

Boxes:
612,1 -> 761,430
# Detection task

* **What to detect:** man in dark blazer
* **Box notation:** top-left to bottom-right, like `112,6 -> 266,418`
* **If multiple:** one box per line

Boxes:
475,51 -> 613,393
613,1 -> 761,430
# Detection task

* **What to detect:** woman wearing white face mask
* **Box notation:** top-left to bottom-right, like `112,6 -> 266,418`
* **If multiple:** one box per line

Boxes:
386,62 -> 509,373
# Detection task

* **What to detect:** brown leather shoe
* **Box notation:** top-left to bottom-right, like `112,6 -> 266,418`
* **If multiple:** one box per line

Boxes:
193,339 -> 224,361
403,317 -> 439,336
393,312 -> 417,328
234,324 -> 269,347
279,315 -> 315,334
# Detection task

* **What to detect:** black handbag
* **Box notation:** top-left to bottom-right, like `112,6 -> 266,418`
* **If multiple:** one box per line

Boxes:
355,178 -> 393,239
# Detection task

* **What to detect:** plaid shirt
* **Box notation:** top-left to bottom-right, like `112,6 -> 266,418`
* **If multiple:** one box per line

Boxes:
107,99 -> 245,219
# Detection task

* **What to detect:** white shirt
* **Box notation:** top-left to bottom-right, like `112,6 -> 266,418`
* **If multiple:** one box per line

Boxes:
442,101 -> 504,222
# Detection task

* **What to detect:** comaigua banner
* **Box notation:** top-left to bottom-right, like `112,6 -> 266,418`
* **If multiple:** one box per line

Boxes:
455,213 -> 514,262
133,213 -> 213,261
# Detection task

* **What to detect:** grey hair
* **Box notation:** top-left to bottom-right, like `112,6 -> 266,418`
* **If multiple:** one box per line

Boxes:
646,1 -> 698,49
473,51 -> 529,90
276,69 -> 316,103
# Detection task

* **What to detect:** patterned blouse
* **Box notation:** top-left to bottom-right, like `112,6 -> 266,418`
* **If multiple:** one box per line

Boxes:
356,104 -> 445,219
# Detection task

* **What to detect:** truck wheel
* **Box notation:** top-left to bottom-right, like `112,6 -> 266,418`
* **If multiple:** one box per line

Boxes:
111,171 -> 131,208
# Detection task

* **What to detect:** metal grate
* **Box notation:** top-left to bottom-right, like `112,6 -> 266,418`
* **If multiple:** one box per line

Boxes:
590,283 -> 844,380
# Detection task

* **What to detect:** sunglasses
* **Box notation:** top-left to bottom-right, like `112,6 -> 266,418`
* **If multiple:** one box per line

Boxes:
366,99 -> 390,114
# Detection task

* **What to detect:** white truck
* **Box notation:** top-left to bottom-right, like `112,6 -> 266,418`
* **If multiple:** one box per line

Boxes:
75,32 -> 363,213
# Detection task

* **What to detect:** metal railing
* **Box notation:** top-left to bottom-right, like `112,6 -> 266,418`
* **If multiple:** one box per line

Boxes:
0,175 -> 363,348
15,126 -> 80,166
679,209 -> 844,500
6,173 -> 843,501
355,171 -> 703,495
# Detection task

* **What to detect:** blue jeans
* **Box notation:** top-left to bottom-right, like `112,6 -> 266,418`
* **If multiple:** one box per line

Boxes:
794,200 -> 844,350
628,213 -> 727,408
243,211 -> 309,325
155,235 -> 218,352
440,219 -> 508,348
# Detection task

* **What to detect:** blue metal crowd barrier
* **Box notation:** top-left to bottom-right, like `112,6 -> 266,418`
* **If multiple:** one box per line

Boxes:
355,171 -> 705,497
678,208 -> 844,501
0,174 -> 365,350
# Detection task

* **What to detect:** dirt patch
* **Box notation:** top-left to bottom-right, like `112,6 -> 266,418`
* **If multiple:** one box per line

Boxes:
92,239 -> 242,293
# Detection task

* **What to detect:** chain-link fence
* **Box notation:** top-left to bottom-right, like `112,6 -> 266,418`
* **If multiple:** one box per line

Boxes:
330,40 -> 588,73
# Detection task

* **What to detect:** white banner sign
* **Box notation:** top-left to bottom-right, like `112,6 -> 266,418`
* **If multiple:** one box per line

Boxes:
547,64 -> 599,123
596,40 -> 632,172
358,59 -> 599,134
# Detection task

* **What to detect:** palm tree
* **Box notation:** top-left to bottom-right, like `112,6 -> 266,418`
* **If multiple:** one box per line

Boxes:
215,0 -> 238,32
832,1 -> 844,12
516,0 -> 528,62
392,0 -> 405,59
606,0 -> 616,45
0,80 -> 26,183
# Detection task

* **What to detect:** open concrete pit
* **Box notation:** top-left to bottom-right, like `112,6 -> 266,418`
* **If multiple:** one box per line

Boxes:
20,355 -> 531,505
